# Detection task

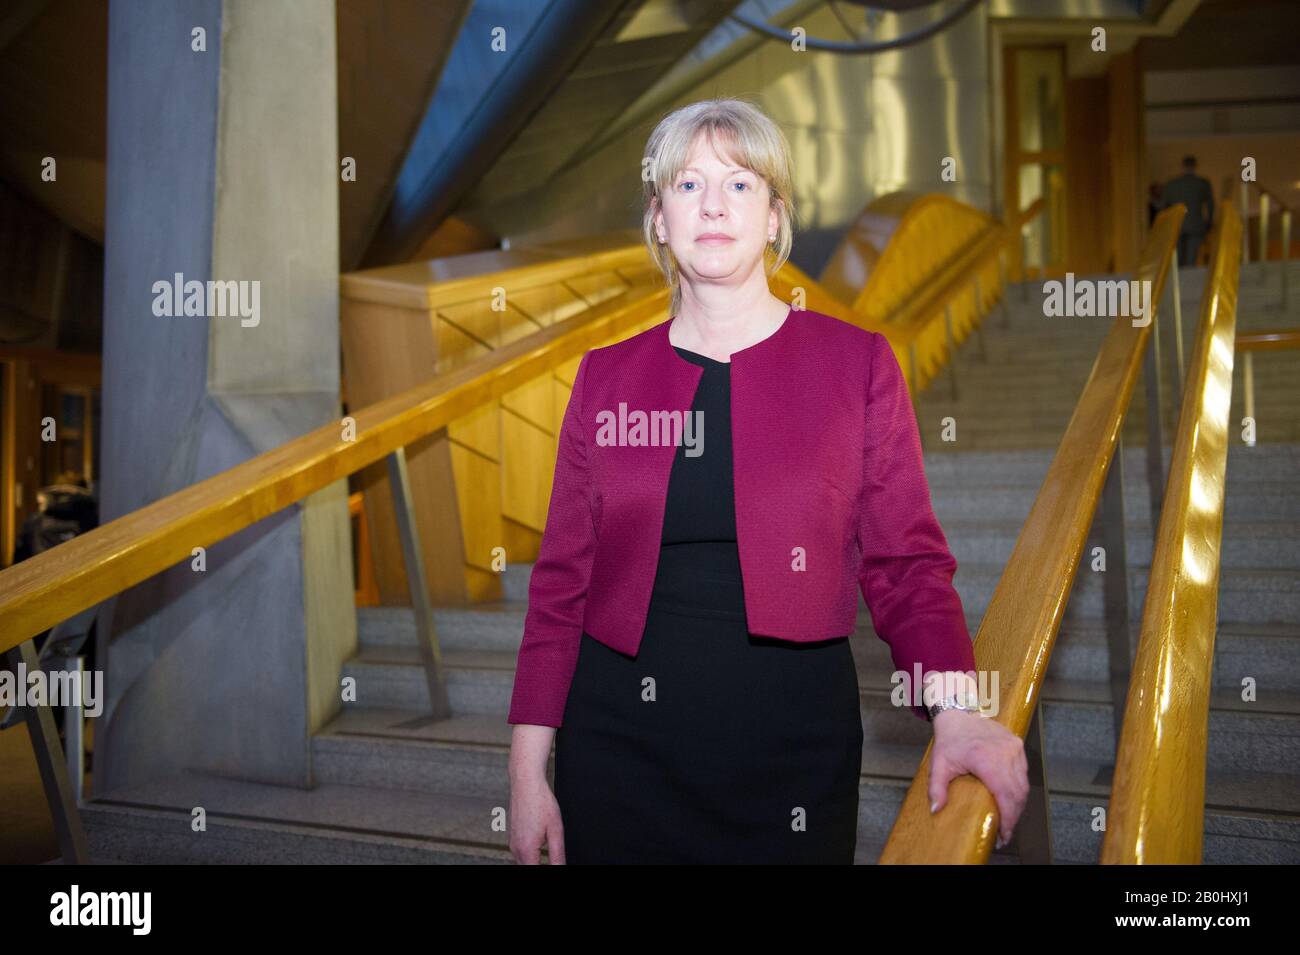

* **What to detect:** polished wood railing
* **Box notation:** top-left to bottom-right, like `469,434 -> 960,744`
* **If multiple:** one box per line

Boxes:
878,203 -> 1187,863
887,225 -> 1010,399
815,192 -> 1013,397
1101,203 -> 1243,862
1236,328 -> 1300,351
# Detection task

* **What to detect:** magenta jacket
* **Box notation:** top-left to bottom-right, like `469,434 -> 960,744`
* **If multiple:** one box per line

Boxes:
506,304 -> 976,727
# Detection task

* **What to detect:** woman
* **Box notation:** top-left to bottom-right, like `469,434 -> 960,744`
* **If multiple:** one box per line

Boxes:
508,98 -> 1028,864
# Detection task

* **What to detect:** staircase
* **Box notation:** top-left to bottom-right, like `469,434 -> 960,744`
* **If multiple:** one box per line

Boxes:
80,261 -> 1300,864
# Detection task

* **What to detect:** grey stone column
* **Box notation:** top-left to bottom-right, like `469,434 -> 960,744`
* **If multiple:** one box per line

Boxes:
98,0 -> 353,792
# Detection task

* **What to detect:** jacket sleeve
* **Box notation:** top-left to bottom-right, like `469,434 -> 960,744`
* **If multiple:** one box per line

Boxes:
506,351 -> 597,728
857,332 -> 977,720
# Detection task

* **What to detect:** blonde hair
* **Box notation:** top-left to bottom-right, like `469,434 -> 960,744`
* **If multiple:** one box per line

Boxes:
641,98 -> 796,316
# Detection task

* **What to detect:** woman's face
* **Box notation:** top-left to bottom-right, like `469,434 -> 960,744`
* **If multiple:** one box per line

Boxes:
654,133 -> 778,297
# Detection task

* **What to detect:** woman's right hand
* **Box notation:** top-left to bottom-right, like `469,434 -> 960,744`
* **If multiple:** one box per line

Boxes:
508,724 -> 564,863
509,771 -> 565,864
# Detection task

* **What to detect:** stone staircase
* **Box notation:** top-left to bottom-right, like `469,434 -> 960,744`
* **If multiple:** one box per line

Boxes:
80,260 -> 1300,863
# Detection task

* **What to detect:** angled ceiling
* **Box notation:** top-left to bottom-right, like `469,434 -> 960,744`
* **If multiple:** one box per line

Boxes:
0,0 -> 107,243
0,0 -> 470,270
336,0 -> 472,270
362,0 -> 747,266
1141,0 -> 1300,70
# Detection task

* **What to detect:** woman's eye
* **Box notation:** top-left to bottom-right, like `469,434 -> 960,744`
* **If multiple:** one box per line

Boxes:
732,181 -> 748,191
679,180 -> 696,191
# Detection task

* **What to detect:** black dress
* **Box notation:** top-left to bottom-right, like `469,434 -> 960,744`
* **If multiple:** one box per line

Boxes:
552,345 -> 864,864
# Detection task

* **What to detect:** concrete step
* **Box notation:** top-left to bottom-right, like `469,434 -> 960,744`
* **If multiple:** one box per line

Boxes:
941,517 -> 1300,569
930,482 -> 1300,524
851,672 -> 1300,780
80,770 -> 513,864
79,741 -> 1298,863
359,603 -> 527,654
922,444 -> 1294,485
855,619 -> 1300,697
312,708 -> 519,799
503,561 -> 530,602
922,356 -> 1299,385
916,427 -> 1300,448
341,645 -> 516,714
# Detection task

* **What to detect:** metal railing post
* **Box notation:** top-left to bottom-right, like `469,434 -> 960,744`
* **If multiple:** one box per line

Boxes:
1142,298 -> 1166,524
1020,233 -> 1031,303
944,303 -> 958,401
386,447 -> 451,719
909,342 -> 925,451
1100,448 -> 1134,768
1,640 -> 89,863
973,276 -> 988,361
61,651 -> 86,804
1259,192 -> 1270,283
1169,252 -> 1185,401
1013,702 -> 1053,864
1240,180 -> 1250,266
1243,351 -> 1256,447
998,249 -> 1012,329
1281,210 -> 1292,309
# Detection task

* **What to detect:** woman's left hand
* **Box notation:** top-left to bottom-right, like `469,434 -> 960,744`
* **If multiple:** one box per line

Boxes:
928,709 -> 1030,850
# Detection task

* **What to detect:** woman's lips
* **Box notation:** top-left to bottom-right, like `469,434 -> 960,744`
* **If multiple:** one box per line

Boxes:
696,235 -> 734,244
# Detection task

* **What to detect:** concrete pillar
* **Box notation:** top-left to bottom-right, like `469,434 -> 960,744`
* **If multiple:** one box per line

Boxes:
97,0 -> 353,792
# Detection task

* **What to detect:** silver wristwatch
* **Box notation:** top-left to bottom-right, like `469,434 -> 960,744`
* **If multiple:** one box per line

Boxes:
926,687 -> 983,720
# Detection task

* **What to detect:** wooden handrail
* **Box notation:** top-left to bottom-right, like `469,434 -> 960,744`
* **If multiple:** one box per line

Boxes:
777,207 -> 1010,395
778,228 -> 1009,348
886,226 -> 1009,343
877,203 -> 1187,863
1235,328 -> 1300,352
339,239 -> 651,311
1101,201 -> 1243,863
0,287 -> 669,654
887,226 -> 1010,396
1012,195 -> 1047,231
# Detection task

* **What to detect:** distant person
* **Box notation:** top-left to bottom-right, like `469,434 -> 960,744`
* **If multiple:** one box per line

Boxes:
12,471 -> 98,563
1161,155 -> 1215,267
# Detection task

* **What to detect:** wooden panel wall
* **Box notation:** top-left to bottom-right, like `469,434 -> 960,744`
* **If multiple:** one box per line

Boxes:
339,265 -> 649,606
1064,75 -> 1112,274
1107,48 -> 1148,273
